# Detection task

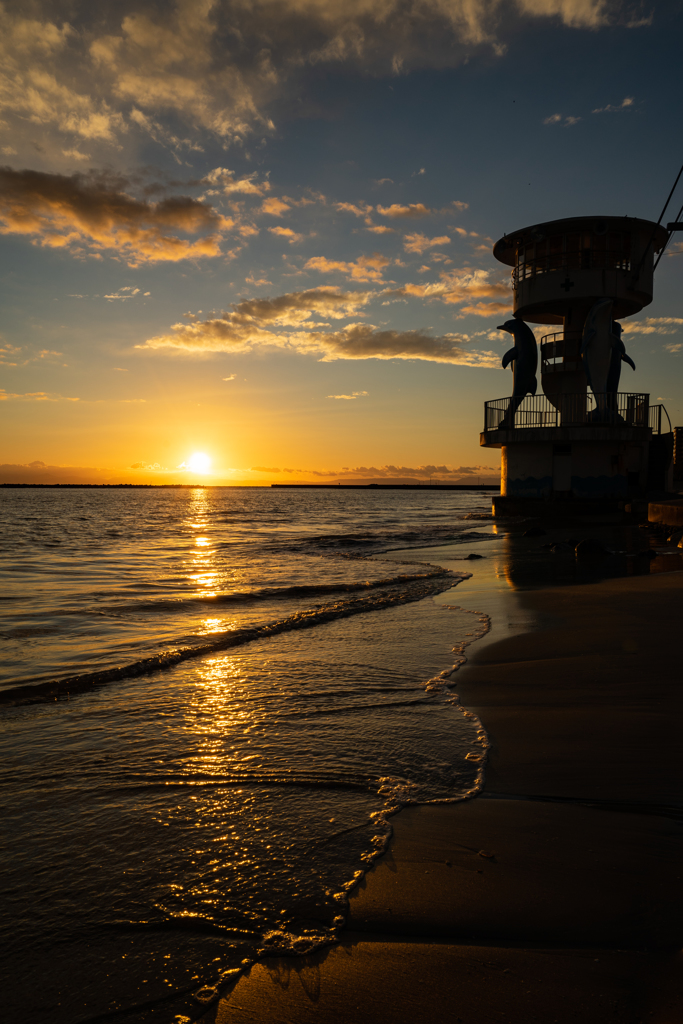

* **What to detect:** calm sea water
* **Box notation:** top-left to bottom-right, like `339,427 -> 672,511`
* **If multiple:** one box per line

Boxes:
1,487 -> 494,1024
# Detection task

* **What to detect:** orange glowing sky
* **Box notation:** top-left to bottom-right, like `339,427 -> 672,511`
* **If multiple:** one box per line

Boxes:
1,1 -> 682,485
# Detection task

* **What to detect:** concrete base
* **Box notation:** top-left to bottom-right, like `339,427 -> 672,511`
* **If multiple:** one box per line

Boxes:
492,494 -> 627,521
648,499 -> 683,527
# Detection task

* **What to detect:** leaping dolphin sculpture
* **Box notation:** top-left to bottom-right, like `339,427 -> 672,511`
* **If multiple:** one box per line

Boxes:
581,298 -> 614,403
605,320 -> 636,394
498,318 -> 538,428
604,319 -> 636,421
582,301 -> 636,420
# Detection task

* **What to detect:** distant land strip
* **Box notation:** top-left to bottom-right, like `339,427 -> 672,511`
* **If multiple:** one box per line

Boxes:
0,482 -> 500,491
271,483 -> 500,491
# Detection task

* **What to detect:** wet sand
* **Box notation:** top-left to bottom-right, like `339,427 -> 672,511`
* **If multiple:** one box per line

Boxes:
207,571 -> 683,1023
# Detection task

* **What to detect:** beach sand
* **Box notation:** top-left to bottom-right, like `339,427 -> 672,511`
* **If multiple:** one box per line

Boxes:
207,571 -> 683,1023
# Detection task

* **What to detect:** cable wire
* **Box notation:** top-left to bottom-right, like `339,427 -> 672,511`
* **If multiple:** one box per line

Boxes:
635,160 -> 683,279
654,199 -> 683,271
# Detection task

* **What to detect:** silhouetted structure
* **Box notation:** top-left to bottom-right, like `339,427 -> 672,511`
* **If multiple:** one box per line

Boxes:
482,216 -> 674,510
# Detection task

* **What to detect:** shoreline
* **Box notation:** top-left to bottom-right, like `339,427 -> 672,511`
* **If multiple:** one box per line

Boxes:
208,567 -> 683,1023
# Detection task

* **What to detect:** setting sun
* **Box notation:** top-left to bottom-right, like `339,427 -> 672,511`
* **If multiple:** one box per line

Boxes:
187,452 -> 211,474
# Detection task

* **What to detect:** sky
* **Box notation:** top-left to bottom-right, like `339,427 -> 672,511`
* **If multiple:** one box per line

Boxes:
1,0 -> 683,486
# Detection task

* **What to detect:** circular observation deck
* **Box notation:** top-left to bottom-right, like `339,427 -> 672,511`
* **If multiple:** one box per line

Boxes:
493,216 -> 668,324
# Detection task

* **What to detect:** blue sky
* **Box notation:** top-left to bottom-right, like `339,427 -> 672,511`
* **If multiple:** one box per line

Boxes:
1,0 -> 682,484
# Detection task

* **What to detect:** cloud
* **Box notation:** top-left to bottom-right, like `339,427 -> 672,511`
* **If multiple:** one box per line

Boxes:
389,267 -> 510,305
452,201 -> 469,210
335,202 -> 374,220
377,203 -> 431,219
515,0 -> 609,29
305,253 -> 391,282
261,197 -> 290,216
202,167 -> 270,196
228,287 -> 373,325
0,389 -> 79,401
621,317 -> 683,335
62,147 -> 91,161
268,226 -> 304,243
104,286 -> 141,300
222,373 -> 237,380
593,96 -> 635,113
0,167 -> 230,266
263,462 -> 499,482
328,391 -> 369,399
139,296 -> 500,364
665,343 -> 682,354
0,1 -> 629,161
403,233 -> 451,254
0,342 -> 22,366
543,113 -> 581,125
366,225 -> 394,234
0,343 -> 66,366
459,301 -> 512,316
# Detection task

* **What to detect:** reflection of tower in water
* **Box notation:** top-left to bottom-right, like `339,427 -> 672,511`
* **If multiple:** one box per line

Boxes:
482,216 -> 673,507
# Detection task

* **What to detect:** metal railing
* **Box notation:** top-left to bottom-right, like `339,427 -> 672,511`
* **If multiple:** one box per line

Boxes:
540,331 -> 583,374
513,250 -> 630,286
484,393 -> 651,432
649,404 -> 672,435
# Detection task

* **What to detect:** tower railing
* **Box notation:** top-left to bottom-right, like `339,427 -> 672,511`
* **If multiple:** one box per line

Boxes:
484,393 -> 651,431
649,403 -> 672,435
513,250 -> 631,286
540,331 -> 583,373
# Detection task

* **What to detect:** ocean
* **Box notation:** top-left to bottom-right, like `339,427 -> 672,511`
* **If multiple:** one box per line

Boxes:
1,486 -> 496,1024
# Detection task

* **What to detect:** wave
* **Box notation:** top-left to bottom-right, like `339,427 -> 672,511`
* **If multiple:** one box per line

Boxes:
64,568 -> 454,618
1,567 -> 470,706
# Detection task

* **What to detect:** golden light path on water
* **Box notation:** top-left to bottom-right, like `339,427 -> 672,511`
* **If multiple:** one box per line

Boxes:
1,487 -> 541,1023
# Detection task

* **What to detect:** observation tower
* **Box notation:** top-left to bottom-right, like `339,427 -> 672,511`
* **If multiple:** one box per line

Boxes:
481,215 -> 674,512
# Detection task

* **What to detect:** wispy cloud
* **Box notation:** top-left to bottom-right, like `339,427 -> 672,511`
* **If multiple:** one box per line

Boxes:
403,233 -> 450,254
327,391 -> 369,399
105,286 -> 141,301
305,253 -> 391,283
593,96 -> 635,113
268,226 -> 304,244
388,267 -> 510,305
227,287 -> 374,325
335,202 -> 374,221
459,301 -> 511,317
621,317 -> 683,335
377,203 -> 431,219
0,389 -> 79,402
0,167 -> 230,266
0,0 -> 634,161
261,197 -> 291,216
202,167 -> 270,196
543,113 -> 581,126
252,462 -> 498,481
139,293 -> 500,365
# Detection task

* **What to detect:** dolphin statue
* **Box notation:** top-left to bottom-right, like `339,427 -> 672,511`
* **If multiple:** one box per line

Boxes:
605,320 -> 636,393
498,318 -> 538,428
604,320 -> 635,421
581,298 -> 615,420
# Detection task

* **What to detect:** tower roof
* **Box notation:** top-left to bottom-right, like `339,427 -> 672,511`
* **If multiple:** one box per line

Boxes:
493,216 -> 668,267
